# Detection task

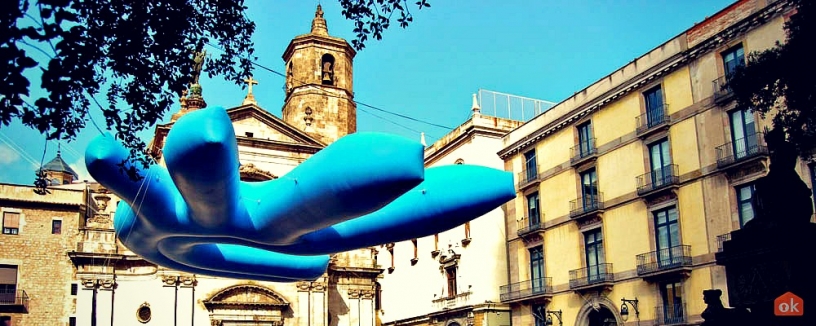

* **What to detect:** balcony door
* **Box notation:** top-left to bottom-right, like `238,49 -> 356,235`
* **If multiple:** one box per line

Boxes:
730,108 -> 757,160
530,246 -> 545,294
723,44 -> 745,79
645,87 -> 665,128
581,169 -> 598,210
584,229 -> 605,283
661,282 -> 685,324
654,207 -> 681,267
524,150 -> 537,182
649,139 -> 672,188
578,122 -> 593,157
0,265 -> 17,305
527,192 -> 540,227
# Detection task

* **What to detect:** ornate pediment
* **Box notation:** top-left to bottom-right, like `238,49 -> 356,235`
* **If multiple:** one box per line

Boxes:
239,163 -> 277,181
203,284 -> 290,310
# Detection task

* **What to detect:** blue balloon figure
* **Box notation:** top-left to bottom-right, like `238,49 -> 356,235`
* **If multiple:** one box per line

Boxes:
85,107 -> 515,282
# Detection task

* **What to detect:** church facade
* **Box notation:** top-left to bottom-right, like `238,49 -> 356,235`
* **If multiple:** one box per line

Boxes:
0,6 -> 384,326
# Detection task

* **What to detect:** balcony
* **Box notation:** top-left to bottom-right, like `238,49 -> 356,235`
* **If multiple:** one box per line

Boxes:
569,193 -> 604,220
517,216 -> 543,237
636,105 -> 670,138
517,166 -> 541,190
716,233 -> 731,253
715,132 -> 768,170
713,75 -> 734,104
499,277 -> 553,303
654,303 -> 687,325
0,289 -> 29,313
569,263 -> 614,291
637,164 -> 679,197
570,138 -> 597,166
636,245 -> 692,280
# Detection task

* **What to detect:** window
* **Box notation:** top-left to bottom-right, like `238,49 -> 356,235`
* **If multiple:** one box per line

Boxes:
584,229 -> 605,282
71,283 -> 78,296
245,132 -> 254,138
0,265 -> 17,304
52,219 -> 62,234
580,169 -> 599,209
578,122 -> 593,157
730,108 -> 757,160
69,317 -> 77,326
2,212 -> 19,235
524,150 -> 538,182
649,139 -> 672,187
0,316 -> 10,326
737,184 -> 756,227
532,304 -> 547,326
644,86 -> 665,128
527,192 -> 541,227
445,266 -> 457,298
321,54 -> 335,85
529,246 -> 545,293
654,206 -> 681,267
722,44 -> 745,79
660,282 -> 685,324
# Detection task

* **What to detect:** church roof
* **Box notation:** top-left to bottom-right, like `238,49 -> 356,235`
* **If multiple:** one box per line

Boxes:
42,152 -> 78,179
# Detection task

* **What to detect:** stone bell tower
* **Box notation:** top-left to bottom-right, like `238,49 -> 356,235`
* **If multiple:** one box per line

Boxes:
281,5 -> 357,145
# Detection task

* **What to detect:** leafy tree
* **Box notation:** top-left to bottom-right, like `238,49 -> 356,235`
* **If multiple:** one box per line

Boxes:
1,0 -> 430,178
728,0 -> 815,158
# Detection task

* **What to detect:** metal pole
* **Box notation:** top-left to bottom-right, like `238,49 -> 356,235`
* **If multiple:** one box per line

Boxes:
91,282 -> 97,326
174,278 -> 178,326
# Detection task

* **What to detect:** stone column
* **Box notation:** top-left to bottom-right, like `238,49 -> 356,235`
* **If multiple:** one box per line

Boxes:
311,282 -> 326,326
348,289 -> 361,326
360,290 -> 374,326
297,281 -> 312,326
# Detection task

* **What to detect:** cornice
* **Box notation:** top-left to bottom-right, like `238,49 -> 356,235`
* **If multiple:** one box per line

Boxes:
497,0 -> 793,159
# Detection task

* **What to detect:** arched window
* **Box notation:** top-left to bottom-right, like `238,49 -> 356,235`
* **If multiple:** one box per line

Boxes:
321,54 -> 335,85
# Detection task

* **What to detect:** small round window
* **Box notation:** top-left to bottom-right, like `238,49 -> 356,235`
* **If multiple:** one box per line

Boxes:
137,303 -> 151,323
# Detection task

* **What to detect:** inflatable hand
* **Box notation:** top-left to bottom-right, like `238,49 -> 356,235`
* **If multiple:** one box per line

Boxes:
85,107 -> 515,282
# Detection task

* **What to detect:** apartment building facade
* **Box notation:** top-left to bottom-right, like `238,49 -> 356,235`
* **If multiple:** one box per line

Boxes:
496,1 -> 813,326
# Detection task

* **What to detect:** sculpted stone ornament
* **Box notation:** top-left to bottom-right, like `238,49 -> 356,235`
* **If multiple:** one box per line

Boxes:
700,289 -> 752,326
744,127 -> 813,229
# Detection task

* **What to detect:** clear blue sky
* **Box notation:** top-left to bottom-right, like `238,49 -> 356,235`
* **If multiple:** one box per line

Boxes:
0,0 -> 735,185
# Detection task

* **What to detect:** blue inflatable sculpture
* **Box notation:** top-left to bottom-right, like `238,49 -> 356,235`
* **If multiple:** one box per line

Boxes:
85,107 -> 515,282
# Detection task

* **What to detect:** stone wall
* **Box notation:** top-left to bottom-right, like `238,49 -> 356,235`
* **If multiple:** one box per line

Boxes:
0,194 -> 83,326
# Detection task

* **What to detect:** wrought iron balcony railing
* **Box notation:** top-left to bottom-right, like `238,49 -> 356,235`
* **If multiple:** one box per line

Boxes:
713,75 -> 734,103
636,105 -> 670,135
571,138 -> 597,164
636,245 -> 692,275
636,164 -> 679,195
569,192 -> 604,218
569,263 -> 613,289
499,277 -> 553,302
716,233 -> 731,252
0,289 -> 29,311
517,216 -> 543,236
654,303 -> 687,325
517,165 -> 541,187
715,132 -> 768,168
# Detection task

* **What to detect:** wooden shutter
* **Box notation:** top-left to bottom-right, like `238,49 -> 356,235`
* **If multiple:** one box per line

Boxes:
0,265 -> 17,285
2,212 -> 19,228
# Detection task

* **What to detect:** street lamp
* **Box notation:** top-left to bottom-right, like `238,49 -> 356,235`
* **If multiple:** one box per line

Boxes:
621,297 -> 640,324
545,310 -> 562,326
